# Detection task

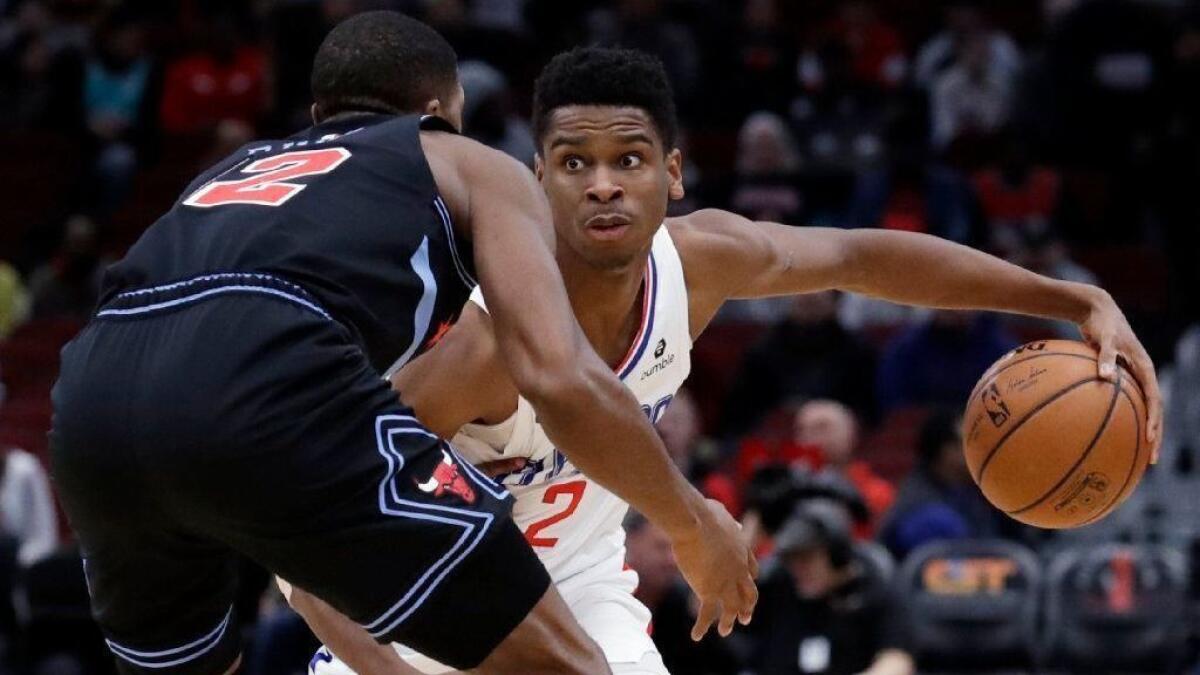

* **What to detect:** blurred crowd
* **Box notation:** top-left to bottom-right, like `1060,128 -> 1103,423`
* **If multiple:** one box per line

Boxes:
2,0 -> 1200,673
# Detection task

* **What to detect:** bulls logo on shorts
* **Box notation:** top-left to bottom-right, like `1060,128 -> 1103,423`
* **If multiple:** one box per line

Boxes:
415,448 -> 476,504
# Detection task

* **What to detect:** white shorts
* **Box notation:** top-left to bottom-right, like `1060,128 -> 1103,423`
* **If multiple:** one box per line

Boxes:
310,551 -> 667,675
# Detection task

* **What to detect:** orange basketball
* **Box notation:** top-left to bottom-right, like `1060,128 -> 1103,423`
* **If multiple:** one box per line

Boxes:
963,339 -> 1149,529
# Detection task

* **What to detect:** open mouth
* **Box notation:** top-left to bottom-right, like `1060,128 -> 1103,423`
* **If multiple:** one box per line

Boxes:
584,213 -> 632,241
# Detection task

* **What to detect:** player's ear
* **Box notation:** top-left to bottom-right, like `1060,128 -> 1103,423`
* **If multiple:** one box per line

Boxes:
534,155 -> 545,182
666,148 -> 685,201
423,98 -> 442,118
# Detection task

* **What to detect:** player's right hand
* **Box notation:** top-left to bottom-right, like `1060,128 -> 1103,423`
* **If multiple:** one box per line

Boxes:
669,499 -> 759,641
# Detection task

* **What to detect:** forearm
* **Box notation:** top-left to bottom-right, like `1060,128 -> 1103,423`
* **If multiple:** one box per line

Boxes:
529,356 -> 707,539
860,649 -> 915,675
284,584 -> 419,675
840,230 -> 1102,323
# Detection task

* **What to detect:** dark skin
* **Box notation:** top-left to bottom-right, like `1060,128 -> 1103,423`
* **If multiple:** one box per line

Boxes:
404,105 -> 1161,447
283,88 -> 758,674
289,104 -> 1163,673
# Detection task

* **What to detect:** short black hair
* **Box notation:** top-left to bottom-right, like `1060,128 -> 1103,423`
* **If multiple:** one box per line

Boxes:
532,47 -> 678,150
311,11 -> 458,120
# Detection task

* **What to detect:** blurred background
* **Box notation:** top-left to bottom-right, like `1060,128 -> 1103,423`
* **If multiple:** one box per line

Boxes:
1,0 -> 1199,673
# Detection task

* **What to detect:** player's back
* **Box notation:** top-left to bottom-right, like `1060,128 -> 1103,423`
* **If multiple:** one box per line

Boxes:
103,113 -> 476,373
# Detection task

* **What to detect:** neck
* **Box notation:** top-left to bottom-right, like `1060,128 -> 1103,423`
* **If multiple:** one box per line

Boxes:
557,243 -> 651,369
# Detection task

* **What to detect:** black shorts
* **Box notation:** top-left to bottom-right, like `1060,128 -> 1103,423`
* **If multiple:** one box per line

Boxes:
50,273 -> 549,674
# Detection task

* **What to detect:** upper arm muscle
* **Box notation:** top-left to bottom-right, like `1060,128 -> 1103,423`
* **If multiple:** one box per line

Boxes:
422,131 -> 583,399
671,210 -> 852,335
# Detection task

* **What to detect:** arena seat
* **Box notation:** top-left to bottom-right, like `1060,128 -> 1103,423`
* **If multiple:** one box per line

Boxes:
897,539 -> 1042,672
1042,544 -> 1189,674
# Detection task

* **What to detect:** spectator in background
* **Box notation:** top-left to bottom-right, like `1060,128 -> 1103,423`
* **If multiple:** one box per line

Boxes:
27,214 -> 105,319
930,30 -> 1014,151
267,0 -> 368,130
0,2 -> 82,130
624,512 -> 741,675
794,400 -> 893,536
742,499 -> 913,675
801,1 -> 907,92
879,408 -> 1008,560
587,0 -> 700,107
159,12 -> 265,137
656,388 -> 739,516
719,291 -> 878,437
469,0 -> 529,34
731,0 -> 797,115
741,463 -> 800,559
729,111 -> 805,226
0,261 -> 28,338
1041,0 -> 1173,167
972,133 -> 1062,255
0,446 -> 58,567
81,6 -> 153,214
876,310 -> 1017,414
458,60 -> 535,166
791,38 -> 892,228
913,1 -> 1021,91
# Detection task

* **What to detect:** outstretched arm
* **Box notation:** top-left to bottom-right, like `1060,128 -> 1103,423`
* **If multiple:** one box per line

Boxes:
672,210 -> 1162,453
424,135 -> 757,638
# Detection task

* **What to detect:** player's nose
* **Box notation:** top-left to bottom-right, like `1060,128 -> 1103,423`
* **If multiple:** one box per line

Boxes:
585,170 -> 624,203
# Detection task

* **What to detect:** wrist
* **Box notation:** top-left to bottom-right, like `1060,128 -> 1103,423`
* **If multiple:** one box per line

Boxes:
661,487 -> 709,542
1050,279 -> 1108,325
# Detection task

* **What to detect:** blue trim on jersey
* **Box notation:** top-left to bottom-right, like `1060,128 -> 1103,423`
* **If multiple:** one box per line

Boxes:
105,607 -> 232,669
618,252 -> 658,380
363,414 -> 495,639
386,237 -> 438,376
98,272 -> 332,321
434,196 -> 476,290
97,285 -> 332,321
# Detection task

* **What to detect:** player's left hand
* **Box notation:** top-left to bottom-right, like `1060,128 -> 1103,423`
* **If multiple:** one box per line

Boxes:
1078,289 -> 1163,462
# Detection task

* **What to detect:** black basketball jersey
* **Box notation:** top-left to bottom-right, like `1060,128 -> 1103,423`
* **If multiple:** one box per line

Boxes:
102,114 -> 477,374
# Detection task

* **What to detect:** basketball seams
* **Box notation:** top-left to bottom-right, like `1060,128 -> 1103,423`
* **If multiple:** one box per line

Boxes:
1075,389 -> 1144,528
974,376 -> 1099,484
1005,373 -> 1122,516
966,352 -> 1097,404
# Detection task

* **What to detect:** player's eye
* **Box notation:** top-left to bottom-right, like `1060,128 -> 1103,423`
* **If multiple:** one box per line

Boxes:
619,154 -> 643,169
564,157 -> 585,171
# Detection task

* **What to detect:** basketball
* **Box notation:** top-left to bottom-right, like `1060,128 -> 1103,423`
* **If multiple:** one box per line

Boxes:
963,340 -> 1150,529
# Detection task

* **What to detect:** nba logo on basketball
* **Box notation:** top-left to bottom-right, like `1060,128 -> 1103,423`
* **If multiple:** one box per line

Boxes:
415,448 -> 476,504
981,383 -> 1010,427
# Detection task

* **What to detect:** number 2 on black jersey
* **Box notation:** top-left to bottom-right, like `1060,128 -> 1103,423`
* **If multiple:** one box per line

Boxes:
184,148 -> 351,208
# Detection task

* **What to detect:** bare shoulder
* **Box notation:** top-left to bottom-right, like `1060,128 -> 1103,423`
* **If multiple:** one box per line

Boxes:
667,208 -> 749,236
666,209 -> 764,280
666,209 -> 761,337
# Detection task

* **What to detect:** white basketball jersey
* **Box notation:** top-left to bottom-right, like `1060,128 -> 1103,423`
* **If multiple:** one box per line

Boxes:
452,225 -> 693,583
312,227 -> 689,675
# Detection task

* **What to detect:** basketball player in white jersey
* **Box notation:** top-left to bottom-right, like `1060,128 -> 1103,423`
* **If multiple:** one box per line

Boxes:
286,47 -> 1162,675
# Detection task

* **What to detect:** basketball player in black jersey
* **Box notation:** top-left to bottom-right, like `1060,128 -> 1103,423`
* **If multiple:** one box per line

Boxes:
49,13 -> 756,675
